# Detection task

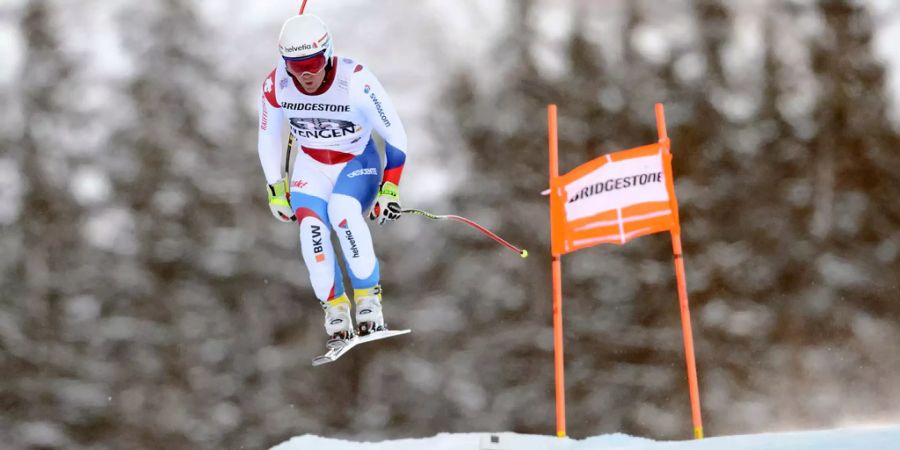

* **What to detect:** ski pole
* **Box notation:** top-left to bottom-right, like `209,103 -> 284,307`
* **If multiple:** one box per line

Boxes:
402,208 -> 529,258
285,133 -> 295,177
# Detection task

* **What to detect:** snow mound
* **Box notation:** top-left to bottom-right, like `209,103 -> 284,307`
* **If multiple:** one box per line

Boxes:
271,426 -> 900,450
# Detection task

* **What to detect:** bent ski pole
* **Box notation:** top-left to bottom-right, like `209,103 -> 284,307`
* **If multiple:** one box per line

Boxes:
402,208 -> 528,258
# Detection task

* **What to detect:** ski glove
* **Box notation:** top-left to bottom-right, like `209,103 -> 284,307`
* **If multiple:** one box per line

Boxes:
368,181 -> 401,225
267,179 -> 296,222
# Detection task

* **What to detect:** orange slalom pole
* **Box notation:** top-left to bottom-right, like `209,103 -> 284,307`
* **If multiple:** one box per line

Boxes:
548,104 -> 566,438
655,103 -> 668,142
299,0 -> 309,14
671,232 -> 703,439
552,255 -> 565,438
656,103 -> 704,439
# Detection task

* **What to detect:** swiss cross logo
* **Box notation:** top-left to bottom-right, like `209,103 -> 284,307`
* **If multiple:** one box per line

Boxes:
263,78 -> 273,93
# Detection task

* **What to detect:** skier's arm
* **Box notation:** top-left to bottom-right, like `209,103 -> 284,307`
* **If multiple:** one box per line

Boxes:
351,65 -> 408,186
258,69 -> 286,185
258,69 -> 294,222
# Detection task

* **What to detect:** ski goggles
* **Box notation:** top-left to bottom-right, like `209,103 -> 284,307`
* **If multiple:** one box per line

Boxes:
284,51 -> 327,75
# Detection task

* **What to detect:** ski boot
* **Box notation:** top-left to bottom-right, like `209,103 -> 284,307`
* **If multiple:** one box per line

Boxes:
354,285 -> 385,336
322,293 -> 355,349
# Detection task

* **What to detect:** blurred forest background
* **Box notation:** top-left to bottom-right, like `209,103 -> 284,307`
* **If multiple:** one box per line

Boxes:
2,0 -> 900,449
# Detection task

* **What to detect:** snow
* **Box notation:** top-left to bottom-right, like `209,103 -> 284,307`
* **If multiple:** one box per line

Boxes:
271,426 -> 900,450
70,165 -> 112,206
0,20 -> 23,85
0,157 -> 23,225
81,207 -> 137,255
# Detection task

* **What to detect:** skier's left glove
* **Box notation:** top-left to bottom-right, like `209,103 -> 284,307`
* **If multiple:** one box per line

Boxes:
267,179 -> 296,222
368,181 -> 401,225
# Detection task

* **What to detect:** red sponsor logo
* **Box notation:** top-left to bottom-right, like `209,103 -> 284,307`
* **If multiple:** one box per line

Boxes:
291,180 -> 308,189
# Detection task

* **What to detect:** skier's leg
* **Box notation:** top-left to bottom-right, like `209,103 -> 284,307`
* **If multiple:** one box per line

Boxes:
328,194 -> 380,289
291,192 -> 345,301
331,139 -> 382,289
290,158 -> 353,343
332,140 -> 386,333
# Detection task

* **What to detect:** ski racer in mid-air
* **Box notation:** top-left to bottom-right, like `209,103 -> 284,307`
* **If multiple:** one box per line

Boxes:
257,14 -> 408,349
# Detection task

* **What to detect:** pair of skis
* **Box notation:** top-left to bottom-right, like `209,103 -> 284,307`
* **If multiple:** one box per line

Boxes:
312,329 -> 411,366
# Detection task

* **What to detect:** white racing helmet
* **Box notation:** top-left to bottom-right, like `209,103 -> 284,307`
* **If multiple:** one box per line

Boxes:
278,14 -> 334,61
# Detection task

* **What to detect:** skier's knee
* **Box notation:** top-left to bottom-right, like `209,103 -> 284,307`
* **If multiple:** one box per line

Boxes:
291,192 -> 330,226
327,194 -> 363,226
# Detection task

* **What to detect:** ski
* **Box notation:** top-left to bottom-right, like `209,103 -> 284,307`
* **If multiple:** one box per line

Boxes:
312,329 -> 411,366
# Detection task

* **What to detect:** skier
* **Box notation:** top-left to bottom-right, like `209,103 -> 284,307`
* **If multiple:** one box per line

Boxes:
257,14 -> 408,348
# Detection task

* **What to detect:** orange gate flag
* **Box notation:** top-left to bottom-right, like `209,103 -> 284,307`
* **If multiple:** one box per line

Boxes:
550,143 -> 677,255
547,103 -> 703,440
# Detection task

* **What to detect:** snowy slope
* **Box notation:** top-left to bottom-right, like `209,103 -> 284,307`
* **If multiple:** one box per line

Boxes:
271,426 -> 900,450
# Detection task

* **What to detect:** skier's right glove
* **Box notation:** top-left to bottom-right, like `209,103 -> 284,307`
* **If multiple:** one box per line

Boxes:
267,179 -> 296,222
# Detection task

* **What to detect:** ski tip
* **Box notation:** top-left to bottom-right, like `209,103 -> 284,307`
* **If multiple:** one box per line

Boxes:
312,354 -> 340,366
379,329 -> 411,337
